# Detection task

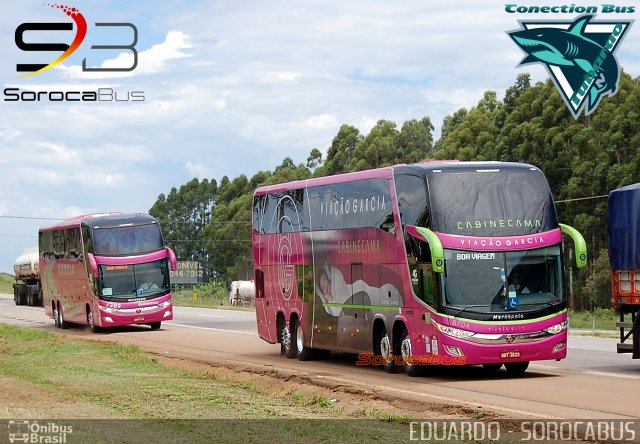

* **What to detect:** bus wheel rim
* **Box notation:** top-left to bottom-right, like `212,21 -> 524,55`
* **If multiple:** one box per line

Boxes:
296,323 -> 304,353
281,326 -> 291,352
380,334 -> 391,362
401,337 -> 413,367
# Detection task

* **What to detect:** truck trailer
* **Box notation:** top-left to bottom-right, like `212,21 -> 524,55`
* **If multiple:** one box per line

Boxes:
12,249 -> 42,307
609,183 -> 640,358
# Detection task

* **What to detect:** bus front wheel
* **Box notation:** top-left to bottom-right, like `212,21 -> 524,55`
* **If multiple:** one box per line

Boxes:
505,361 -> 529,375
401,330 -> 422,377
149,322 -> 161,330
87,309 -> 101,333
482,363 -> 503,372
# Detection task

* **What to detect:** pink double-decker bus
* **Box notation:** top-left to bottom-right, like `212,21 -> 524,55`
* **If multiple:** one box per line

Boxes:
39,213 -> 176,332
252,161 -> 587,375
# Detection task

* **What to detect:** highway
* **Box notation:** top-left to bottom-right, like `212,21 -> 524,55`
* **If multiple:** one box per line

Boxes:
1,293 -> 639,420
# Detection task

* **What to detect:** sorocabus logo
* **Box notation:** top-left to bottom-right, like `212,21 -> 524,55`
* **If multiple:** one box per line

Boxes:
15,3 -> 138,78
508,15 -> 632,118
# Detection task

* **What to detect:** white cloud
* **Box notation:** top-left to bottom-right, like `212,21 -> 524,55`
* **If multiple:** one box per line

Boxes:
304,113 -> 338,129
0,128 -> 22,140
262,71 -> 302,82
58,31 -> 192,79
185,161 -> 211,179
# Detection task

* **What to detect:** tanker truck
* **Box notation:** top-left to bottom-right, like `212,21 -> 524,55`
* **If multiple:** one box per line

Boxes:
12,249 -> 42,307
609,183 -> 640,358
229,280 -> 255,306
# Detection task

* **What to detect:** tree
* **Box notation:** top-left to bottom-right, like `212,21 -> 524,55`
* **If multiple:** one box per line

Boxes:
349,119 -> 398,171
149,178 -> 217,273
306,148 -> 323,170
396,117 -> 434,163
317,124 -> 362,176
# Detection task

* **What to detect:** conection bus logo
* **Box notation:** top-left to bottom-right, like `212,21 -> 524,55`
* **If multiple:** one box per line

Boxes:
506,8 -> 632,118
15,3 -> 138,78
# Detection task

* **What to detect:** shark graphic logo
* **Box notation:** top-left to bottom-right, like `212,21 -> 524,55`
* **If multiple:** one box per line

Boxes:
508,15 -> 632,118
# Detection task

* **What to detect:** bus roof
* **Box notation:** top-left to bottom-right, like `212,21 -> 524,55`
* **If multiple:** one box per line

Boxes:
254,161 -> 540,194
39,212 -> 157,232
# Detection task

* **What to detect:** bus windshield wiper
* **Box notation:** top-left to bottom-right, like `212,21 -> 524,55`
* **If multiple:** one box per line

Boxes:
451,304 -> 489,318
516,302 -> 559,309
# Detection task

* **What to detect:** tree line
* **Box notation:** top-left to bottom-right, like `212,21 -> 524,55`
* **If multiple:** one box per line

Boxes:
150,71 -> 640,309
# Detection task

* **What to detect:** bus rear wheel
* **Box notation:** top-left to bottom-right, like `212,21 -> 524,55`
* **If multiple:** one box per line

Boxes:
294,319 -> 316,361
53,303 -> 60,328
57,303 -> 69,329
505,361 -> 529,375
281,324 -> 296,359
375,326 -> 396,373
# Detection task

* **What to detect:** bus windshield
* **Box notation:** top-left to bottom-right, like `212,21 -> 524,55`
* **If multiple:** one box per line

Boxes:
93,223 -> 164,256
426,169 -> 557,236
99,259 -> 170,300
441,245 -> 563,314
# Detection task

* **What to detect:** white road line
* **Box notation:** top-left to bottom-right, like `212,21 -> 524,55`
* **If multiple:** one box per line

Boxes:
168,322 -> 255,335
584,370 -> 640,380
189,313 -> 227,318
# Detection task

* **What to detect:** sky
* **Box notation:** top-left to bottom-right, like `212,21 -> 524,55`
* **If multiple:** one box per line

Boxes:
1,1 -> 639,274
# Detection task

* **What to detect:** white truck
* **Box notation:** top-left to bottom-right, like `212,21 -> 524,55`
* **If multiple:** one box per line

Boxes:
12,249 -> 42,306
229,280 -> 255,306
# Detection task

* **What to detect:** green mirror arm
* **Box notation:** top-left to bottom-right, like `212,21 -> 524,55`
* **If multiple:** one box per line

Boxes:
559,223 -> 587,269
414,226 -> 445,273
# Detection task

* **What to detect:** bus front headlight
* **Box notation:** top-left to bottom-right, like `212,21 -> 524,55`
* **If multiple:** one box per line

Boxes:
434,322 -> 475,339
544,321 -> 568,335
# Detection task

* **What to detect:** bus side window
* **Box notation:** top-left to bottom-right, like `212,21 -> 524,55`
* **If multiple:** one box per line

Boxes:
415,240 -> 431,264
410,262 -> 436,306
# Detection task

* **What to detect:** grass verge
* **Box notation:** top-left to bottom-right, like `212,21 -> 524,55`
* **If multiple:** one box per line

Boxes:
0,272 -> 14,294
568,308 -> 617,331
172,281 -> 254,311
0,324 -> 412,442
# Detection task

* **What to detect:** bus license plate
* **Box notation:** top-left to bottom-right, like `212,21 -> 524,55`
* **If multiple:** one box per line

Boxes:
500,350 -> 520,359
134,316 -> 145,321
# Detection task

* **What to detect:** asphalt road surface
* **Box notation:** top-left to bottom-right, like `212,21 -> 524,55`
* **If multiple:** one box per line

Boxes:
1,293 -> 639,419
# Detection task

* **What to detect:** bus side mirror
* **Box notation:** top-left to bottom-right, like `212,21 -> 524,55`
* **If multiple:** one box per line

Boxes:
559,223 -> 587,269
407,225 -> 445,273
87,253 -> 98,279
166,247 -> 177,271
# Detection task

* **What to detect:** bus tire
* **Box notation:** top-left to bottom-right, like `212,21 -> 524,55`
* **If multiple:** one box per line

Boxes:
504,361 -> 529,375
53,302 -> 60,328
375,326 -> 396,373
149,322 -> 161,330
482,363 -> 503,372
281,324 -> 296,359
87,309 -> 101,333
294,319 -> 316,361
401,330 -> 422,377
58,303 -> 70,329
